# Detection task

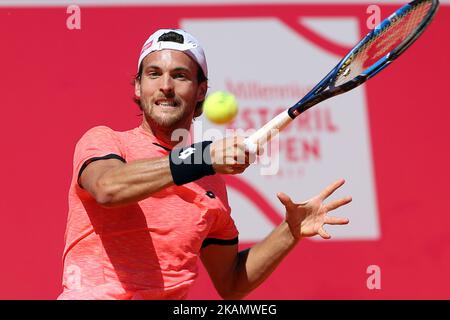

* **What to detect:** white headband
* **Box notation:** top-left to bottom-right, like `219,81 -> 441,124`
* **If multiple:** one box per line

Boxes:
137,28 -> 208,78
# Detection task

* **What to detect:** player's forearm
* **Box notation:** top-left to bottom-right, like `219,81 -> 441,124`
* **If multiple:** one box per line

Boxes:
95,156 -> 174,207
227,221 -> 299,299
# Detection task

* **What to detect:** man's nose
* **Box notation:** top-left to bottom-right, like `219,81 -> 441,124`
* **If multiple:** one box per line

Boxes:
159,74 -> 174,96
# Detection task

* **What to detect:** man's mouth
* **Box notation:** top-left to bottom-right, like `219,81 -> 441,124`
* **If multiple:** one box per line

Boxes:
155,99 -> 178,107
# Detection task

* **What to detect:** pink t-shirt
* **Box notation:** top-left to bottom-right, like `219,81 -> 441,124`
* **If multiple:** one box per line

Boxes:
58,125 -> 238,300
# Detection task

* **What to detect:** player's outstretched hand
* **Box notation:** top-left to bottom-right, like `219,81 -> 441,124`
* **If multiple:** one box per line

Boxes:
277,179 -> 352,240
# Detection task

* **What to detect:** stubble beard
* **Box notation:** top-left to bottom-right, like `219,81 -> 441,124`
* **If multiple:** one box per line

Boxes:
141,99 -> 194,136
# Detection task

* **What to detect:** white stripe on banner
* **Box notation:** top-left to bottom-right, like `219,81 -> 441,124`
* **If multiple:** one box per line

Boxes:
1,0 -> 449,7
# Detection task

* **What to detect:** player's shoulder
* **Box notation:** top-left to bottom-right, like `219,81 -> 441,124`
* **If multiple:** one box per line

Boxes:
82,125 -> 117,136
78,125 -> 123,140
74,125 -> 123,149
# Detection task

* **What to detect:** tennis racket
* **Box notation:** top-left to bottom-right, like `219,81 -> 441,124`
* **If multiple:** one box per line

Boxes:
244,0 -> 439,152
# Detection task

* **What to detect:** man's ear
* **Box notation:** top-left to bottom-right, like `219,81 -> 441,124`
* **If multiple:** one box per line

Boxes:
194,103 -> 203,118
134,79 -> 141,99
196,81 -> 207,102
194,82 -> 207,118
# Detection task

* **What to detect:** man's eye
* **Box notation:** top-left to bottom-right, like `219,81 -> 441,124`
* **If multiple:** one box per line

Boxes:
174,73 -> 187,79
147,72 -> 160,78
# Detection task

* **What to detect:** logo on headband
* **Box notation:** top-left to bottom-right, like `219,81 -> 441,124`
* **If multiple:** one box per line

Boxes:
140,40 -> 153,54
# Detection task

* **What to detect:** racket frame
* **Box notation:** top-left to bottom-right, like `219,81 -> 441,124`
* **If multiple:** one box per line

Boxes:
287,0 -> 439,119
245,0 -> 439,151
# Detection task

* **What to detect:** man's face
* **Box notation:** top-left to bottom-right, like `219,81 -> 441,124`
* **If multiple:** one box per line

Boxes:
135,49 -> 206,131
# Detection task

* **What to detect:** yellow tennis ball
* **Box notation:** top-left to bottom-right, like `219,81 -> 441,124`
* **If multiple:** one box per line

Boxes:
203,91 -> 238,124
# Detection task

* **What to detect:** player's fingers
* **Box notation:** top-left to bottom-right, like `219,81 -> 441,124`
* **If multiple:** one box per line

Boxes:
232,161 -> 250,172
325,216 -> 349,225
243,138 -> 258,155
242,148 -> 259,165
234,163 -> 250,171
319,179 -> 345,200
256,144 -> 265,156
277,192 -> 296,210
239,151 -> 255,165
237,137 -> 257,164
318,227 -> 331,239
247,152 -> 256,164
234,152 -> 248,165
242,136 -> 264,156
232,168 -> 246,175
324,196 -> 352,211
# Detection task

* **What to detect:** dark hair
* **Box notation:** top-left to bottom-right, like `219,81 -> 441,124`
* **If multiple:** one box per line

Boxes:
133,32 -> 208,118
158,31 -> 184,43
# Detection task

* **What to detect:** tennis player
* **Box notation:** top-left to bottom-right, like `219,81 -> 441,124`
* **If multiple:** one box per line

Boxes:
58,29 -> 352,300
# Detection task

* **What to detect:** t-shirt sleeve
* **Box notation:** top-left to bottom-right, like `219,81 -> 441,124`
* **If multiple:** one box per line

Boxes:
203,177 -> 239,247
73,126 -> 125,186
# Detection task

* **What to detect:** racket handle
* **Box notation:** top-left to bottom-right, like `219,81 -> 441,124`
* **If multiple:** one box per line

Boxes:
244,110 -> 293,153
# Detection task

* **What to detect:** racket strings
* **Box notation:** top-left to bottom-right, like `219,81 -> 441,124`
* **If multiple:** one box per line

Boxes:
334,0 -> 433,86
370,1 -> 432,60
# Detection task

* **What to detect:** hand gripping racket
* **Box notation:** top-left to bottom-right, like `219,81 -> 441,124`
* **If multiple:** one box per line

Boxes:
244,0 -> 439,153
